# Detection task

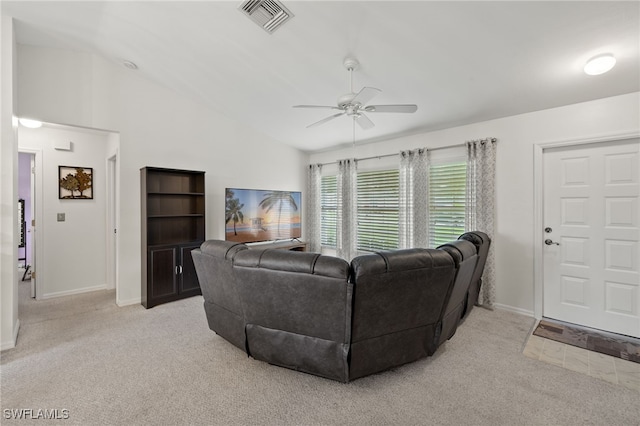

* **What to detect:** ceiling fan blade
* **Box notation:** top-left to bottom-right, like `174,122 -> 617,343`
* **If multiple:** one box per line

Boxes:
351,87 -> 381,106
293,105 -> 341,110
355,113 -> 374,130
307,112 -> 346,128
364,104 -> 418,113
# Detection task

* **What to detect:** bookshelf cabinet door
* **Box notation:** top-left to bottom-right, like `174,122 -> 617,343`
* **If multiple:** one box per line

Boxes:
179,243 -> 201,295
147,246 -> 178,307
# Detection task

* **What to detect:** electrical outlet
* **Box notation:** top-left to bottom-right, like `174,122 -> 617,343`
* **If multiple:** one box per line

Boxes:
57,213 -> 65,222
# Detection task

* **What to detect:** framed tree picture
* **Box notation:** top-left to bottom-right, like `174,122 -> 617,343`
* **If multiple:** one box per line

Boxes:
59,166 -> 93,199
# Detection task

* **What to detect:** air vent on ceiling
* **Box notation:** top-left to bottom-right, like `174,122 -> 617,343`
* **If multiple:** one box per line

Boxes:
239,0 -> 294,34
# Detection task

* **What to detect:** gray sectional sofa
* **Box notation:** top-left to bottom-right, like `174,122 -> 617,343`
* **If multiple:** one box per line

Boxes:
192,232 -> 490,382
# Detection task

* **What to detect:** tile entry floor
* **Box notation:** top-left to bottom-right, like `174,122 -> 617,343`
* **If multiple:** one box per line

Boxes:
523,333 -> 640,392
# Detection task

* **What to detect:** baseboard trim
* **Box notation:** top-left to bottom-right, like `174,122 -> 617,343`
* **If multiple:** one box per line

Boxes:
40,284 -> 108,300
494,303 -> 534,318
1,319 -> 20,351
117,297 -> 141,307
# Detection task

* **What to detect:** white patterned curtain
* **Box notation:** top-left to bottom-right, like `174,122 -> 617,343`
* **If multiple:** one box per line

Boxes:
466,138 -> 497,308
399,149 -> 429,249
336,159 -> 358,261
306,164 -> 322,253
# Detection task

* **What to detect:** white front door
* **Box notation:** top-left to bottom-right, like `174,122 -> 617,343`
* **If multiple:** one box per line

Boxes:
543,139 -> 640,338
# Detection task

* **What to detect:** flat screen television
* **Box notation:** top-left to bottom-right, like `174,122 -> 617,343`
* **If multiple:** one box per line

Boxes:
225,188 -> 302,244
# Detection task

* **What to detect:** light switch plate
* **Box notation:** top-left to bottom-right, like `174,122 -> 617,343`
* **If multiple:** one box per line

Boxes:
57,213 -> 65,222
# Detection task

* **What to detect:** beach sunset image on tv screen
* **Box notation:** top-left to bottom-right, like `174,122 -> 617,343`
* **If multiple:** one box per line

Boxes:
225,188 -> 302,243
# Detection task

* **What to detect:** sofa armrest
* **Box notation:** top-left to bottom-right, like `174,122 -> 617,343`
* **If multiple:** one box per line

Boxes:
436,239 -> 478,345
192,240 -> 249,351
458,231 -> 491,315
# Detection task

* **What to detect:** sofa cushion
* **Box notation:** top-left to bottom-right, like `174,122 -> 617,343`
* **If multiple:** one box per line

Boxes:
233,248 -> 349,278
199,240 -> 248,259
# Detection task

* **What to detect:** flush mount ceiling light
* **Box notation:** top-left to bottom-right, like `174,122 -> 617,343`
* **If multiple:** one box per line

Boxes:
19,118 -> 43,128
584,54 -> 616,75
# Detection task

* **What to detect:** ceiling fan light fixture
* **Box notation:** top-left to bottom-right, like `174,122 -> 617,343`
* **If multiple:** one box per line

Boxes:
584,54 -> 616,75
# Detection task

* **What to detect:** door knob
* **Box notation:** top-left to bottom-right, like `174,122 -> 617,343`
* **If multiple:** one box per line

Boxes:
545,239 -> 560,246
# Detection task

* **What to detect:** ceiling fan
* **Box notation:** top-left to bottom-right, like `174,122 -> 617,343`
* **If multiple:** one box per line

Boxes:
293,57 -> 418,130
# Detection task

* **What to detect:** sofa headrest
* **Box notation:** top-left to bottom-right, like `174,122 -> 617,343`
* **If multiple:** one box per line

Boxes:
234,249 -> 350,280
436,240 -> 477,267
199,240 -> 248,260
351,248 -> 454,279
458,231 -> 490,252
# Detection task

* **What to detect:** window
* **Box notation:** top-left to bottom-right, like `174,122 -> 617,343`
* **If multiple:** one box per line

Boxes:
319,157 -> 467,251
357,169 -> 400,252
428,160 -> 467,247
320,175 -> 337,247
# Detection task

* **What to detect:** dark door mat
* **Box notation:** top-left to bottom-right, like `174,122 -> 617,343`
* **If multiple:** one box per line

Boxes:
533,318 -> 640,363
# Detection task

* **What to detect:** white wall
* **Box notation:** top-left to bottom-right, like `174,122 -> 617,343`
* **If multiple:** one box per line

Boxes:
15,44 -> 309,306
1,16 -> 19,350
18,126 -> 109,298
18,46 -> 94,126
310,92 -> 640,315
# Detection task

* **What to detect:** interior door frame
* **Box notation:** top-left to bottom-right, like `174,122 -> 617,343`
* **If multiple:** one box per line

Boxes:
106,151 -> 119,293
533,131 -> 640,320
17,147 -> 43,299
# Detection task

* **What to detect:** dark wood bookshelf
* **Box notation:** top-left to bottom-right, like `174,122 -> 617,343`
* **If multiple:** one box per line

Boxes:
141,167 -> 205,308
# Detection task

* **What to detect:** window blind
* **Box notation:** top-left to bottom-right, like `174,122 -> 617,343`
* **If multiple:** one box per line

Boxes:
320,158 -> 468,251
428,161 -> 467,247
357,169 -> 399,252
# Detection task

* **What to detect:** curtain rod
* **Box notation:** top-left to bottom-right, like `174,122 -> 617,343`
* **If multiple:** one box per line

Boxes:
314,138 -> 496,167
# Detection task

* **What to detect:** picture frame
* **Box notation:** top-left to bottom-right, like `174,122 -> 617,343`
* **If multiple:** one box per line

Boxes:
59,166 -> 93,199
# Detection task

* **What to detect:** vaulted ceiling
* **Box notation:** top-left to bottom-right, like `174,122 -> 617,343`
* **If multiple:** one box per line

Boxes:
3,1 -> 639,152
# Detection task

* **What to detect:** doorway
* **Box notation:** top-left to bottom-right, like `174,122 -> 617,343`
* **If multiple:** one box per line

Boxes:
18,150 -> 40,299
538,137 -> 639,338
17,123 -> 120,302
107,153 -> 119,293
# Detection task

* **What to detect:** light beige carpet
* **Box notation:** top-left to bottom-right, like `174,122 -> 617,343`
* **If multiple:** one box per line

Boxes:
2,283 -> 639,425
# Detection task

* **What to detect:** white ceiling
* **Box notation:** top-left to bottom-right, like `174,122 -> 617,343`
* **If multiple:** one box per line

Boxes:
3,1 -> 639,152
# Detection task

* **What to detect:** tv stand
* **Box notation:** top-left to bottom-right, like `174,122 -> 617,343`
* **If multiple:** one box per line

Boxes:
249,240 -> 307,252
